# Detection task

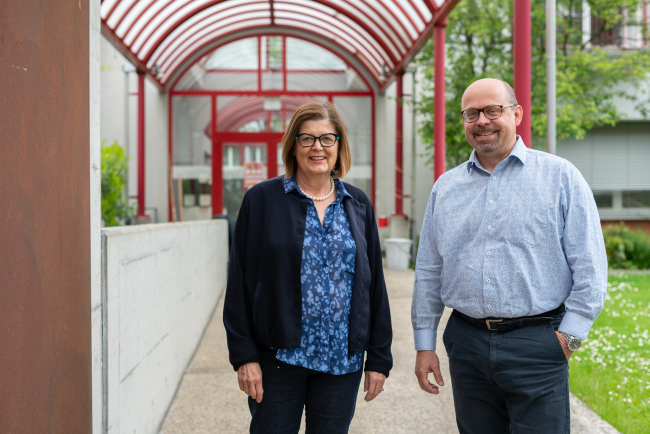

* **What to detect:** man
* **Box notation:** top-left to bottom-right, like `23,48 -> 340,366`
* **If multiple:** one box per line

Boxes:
411,78 -> 607,433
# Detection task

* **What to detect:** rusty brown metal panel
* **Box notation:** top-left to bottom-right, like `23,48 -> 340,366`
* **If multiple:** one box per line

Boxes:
0,1 -> 92,433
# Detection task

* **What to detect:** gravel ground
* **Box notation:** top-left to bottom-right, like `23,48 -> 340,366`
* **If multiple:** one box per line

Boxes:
159,268 -> 618,434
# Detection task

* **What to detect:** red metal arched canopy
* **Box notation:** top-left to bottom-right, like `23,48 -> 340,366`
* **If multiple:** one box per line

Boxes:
100,0 -> 459,92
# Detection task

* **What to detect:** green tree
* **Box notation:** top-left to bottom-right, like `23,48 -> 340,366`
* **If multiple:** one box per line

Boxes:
414,0 -> 650,169
101,141 -> 134,226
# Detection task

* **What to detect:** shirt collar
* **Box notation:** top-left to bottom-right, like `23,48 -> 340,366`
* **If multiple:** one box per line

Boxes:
283,176 -> 352,200
467,135 -> 527,172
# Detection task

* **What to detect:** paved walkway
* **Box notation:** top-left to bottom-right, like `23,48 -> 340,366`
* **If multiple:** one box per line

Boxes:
159,269 -> 618,434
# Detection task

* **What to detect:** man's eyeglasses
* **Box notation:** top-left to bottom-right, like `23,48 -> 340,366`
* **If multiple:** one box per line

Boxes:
461,104 -> 517,123
295,133 -> 339,147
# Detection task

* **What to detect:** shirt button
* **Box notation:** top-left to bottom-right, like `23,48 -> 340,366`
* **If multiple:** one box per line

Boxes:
487,279 -> 491,283
489,200 -> 494,204
487,252 -> 491,255
488,226 -> 493,230
487,304 -> 492,308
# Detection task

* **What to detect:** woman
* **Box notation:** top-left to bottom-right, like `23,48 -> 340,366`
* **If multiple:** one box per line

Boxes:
223,102 -> 392,434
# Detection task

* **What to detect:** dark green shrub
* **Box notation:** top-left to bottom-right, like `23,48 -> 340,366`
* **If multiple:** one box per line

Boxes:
602,223 -> 650,269
101,141 -> 134,227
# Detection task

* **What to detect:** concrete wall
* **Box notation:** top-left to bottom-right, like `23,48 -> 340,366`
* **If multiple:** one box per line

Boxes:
100,36 -> 170,223
101,220 -> 228,434
90,1 -> 102,433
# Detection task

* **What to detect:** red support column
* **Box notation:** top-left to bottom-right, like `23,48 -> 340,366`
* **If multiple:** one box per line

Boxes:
212,96 -> 223,217
394,73 -> 405,216
136,71 -> 148,218
513,0 -> 532,148
434,23 -> 446,181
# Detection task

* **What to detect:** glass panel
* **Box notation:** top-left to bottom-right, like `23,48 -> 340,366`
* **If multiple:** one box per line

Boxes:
277,142 -> 285,177
217,96 -> 310,132
623,191 -> 650,208
172,96 -> 213,221
261,36 -> 282,69
287,71 -> 368,91
174,37 -> 259,91
222,142 -> 268,220
333,97 -> 372,197
286,38 -> 346,70
593,192 -> 613,208
205,38 -> 258,70
175,66 -> 258,91
217,96 -> 266,132
262,36 -> 283,90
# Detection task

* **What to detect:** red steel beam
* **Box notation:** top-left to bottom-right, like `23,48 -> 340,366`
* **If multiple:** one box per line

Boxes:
394,73 -> 405,216
359,0 -> 412,47
114,0 -> 140,32
156,5 -> 272,70
434,23 -> 446,182
513,0 -> 532,148
211,96 -> 223,217
150,0 -> 399,71
172,90 -> 372,96
136,72 -> 147,217
384,0 -> 459,84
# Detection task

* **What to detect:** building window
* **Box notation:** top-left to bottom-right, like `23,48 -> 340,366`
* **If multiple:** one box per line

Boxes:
593,191 -> 614,208
623,191 -> 650,208
591,12 -> 624,47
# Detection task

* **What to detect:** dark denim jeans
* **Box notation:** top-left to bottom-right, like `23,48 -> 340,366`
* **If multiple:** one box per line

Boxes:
248,352 -> 363,434
443,311 -> 570,434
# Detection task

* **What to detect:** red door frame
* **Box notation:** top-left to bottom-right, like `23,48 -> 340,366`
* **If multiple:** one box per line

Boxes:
169,34 -> 376,221
213,131 -> 284,217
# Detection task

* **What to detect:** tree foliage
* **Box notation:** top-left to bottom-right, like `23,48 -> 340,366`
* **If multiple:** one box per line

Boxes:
414,0 -> 650,169
101,141 -> 134,227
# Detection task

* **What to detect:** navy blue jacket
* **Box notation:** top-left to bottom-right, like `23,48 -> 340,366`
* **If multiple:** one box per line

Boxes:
223,176 -> 393,377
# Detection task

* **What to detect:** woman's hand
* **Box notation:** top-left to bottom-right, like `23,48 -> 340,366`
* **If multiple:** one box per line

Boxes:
237,362 -> 264,403
363,371 -> 386,402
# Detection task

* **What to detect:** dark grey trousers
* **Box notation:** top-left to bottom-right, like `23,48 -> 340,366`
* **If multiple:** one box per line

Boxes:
442,311 -> 570,434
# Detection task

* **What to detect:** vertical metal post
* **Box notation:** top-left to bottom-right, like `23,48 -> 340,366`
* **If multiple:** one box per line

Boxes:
434,23 -> 446,181
514,0 -> 532,148
212,95 -> 223,217
547,0 -> 556,154
122,65 -> 134,198
136,71 -> 147,218
641,0 -> 648,47
395,73 -> 404,216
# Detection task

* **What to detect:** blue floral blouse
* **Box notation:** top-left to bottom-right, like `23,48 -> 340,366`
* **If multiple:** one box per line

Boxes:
275,177 -> 363,375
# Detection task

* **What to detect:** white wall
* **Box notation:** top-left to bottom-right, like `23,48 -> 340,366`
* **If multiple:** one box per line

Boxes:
89,2 -> 102,433
374,73 -> 435,255
100,36 -> 169,223
101,220 -> 228,434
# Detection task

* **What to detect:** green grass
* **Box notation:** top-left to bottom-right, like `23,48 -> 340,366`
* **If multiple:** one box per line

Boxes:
569,274 -> 650,434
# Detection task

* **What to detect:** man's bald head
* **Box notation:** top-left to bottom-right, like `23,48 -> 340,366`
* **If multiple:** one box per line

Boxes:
461,78 -> 517,110
460,77 -> 523,158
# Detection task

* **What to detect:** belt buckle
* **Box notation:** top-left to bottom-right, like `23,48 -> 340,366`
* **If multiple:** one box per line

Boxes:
485,319 -> 504,331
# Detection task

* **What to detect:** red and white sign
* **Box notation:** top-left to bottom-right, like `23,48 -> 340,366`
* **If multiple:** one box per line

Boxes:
244,162 -> 265,188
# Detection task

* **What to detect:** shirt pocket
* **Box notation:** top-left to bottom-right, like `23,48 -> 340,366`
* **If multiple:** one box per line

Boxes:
503,197 -> 551,246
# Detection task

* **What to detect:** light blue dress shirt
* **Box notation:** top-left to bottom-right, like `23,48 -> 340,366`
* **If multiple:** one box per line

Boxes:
411,137 -> 608,351
276,177 -> 363,374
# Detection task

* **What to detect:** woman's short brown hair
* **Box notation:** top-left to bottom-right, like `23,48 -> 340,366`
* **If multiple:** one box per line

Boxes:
281,102 -> 351,179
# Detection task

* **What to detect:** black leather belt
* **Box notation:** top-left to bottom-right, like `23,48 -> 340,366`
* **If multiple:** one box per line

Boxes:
453,304 -> 565,332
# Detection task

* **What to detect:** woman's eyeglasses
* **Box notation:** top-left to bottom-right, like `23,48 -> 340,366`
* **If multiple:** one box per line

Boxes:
295,133 -> 340,147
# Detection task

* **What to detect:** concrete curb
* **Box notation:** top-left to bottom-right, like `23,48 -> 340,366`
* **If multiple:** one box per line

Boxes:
570,393 -> 620,434
608,269 -> 650,275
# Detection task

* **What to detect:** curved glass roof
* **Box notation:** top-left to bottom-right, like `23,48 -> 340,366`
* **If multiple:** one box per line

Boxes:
100,0 -> 455,90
